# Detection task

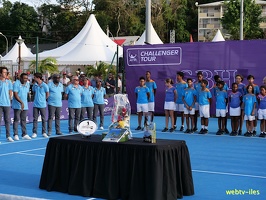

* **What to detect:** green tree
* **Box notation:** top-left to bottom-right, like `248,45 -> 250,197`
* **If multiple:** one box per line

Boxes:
221,0 -> 264,40
29,57 -> 58,74
85,62 -> 116,81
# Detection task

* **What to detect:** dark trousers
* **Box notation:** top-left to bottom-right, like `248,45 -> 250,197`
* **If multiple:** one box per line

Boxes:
48,105 -> 62,134
0,106 -> 11,138
93,104 -> 105,127
13,109 -> 27,137
68,108 -> 81,132
33,107 -> 46,134
80,106 -> 94,121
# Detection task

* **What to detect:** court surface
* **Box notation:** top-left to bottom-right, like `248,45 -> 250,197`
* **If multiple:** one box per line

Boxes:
0,115 -> 265,200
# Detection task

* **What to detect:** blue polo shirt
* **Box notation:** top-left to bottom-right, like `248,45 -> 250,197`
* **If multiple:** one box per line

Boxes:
0,79 -> 12,106
175,82 -> 188,104
229,91 -> 242,108
145,80 -> 157,103
194,81 -> 209,102
244,84 -> 260,95
65,84 -> 82,108
243,94 -> 256,116
48,82 -> 64,107
32,82 -> 49,108
93,87 -> 106,104
12,80 -> 30,110
257,94 -> 266,109
81,86 -> 94,107
198,88 -> 212,105
165,87 -> 176,102
182,88 -> 197,107
135,86 -> 150,104
237,83 -> 246,95
215,89 -> 228,109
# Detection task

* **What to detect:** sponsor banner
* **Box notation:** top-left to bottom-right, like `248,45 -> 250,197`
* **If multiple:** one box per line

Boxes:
1,98 -> 114,125
124,41 -> 266,114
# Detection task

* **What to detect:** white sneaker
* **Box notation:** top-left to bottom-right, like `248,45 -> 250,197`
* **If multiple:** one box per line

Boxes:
99,126 -> 104,130
7,136 -> 14,142
22,135 -> 31,140
32,133 -> 37,138
14,135 -> 19,141
42,133 -> 49,138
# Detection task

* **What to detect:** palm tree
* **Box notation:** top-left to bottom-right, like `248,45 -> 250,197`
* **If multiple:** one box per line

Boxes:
29,57 -> 59,74
85,61 -> 116,80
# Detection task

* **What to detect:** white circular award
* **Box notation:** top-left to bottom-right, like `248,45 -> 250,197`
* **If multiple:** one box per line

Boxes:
77,120 -> 97,136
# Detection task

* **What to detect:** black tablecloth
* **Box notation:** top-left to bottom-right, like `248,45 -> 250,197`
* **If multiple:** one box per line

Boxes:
39,134 -> 194,200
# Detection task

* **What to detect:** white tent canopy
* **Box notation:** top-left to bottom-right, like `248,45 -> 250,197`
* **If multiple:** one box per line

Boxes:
57,14 -> 122,65
1,40 -> 34,63
212,29 -> 225,42
36,15 -> 95,59
135,23 -> 163,45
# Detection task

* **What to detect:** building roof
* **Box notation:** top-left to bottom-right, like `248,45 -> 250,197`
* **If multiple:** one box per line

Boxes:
198,0 -> 266,7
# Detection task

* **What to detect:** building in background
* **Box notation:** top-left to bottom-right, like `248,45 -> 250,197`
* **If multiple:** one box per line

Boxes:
196,0 -> 266,41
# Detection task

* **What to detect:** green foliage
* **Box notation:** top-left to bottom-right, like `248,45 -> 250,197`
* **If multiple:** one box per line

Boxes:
85,61 -> 116,81
221,0 -> 264,40
29,57 -> 59,74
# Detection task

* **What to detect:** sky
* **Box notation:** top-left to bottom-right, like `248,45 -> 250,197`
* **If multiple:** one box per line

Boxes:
8,0 -> 58,7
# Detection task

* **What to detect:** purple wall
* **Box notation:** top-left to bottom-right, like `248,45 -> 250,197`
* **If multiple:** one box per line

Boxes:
124,40 -> 266,114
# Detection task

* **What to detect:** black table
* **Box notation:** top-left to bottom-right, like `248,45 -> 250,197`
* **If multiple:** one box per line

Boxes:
39,134 -> 194,200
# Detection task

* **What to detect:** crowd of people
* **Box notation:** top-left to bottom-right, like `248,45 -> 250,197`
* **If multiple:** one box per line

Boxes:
0,66 -> 121,142
135,71 -> 266,138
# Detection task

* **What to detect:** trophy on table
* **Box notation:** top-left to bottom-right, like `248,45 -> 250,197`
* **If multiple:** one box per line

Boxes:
77,119 -> 97,138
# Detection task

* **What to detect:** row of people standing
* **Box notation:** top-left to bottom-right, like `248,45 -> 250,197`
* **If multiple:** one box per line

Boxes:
0,66 -> 108,142
134,70 -> 266,137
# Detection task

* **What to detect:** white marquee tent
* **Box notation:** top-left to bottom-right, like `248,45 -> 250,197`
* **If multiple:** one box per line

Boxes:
1,39 -> 34,63
212,29 -> 225,42
57,14 -> 122,65
135,23 -> 163,45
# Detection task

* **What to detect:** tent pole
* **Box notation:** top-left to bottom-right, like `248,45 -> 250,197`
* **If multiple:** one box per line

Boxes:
36,36 -> 39,72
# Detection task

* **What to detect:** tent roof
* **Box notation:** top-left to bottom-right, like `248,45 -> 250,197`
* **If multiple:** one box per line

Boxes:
135,24 -> 163,45
37,14 -> 95,59
212,29 -> 225,42
57,14 -> 123,65
1,40 -> 34,63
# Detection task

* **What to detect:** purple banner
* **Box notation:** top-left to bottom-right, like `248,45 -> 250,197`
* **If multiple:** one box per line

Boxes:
126,47 -> 182,66
2,98 -> 114,125
124,40 -> 266,114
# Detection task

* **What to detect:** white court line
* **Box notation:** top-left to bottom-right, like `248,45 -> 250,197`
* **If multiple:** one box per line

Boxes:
193,169 -> 266,179
0,147 -> 46,157
16,152 -> 44,157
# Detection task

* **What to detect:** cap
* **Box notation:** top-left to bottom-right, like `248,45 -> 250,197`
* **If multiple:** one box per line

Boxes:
80,72 -> 84,75
53,74 -> 60,78
63,72 -> 67,75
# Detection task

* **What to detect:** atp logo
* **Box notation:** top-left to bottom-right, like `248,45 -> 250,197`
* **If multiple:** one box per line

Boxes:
104,99 -> 109,105
129,53 -> 137,62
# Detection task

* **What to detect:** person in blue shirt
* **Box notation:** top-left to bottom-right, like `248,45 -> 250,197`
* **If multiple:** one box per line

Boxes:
257,85 -> 266,137
135,76 -> 150,130
174,71 -> 188,131
81,77 -> 94,121
162,78 -> 177,132
182,78 -> 197,133
229,83 -> 243,136
47,74 -> 64,136
246,75 -> 260,135
93,80 -> 106,130
193,71 -> 204,132
243,84 -> 257,137
235,74 -> 246,135
32,72 -> 49,138
0,67 -> 13,142
145,71 -> 157,124
215,81 -> 228,135
12,73 -> 31,140
65,76 -> 83,134
198,79 -> 212,134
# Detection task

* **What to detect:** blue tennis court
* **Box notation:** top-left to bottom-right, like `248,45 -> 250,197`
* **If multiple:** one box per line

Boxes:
0,115 -> 265,200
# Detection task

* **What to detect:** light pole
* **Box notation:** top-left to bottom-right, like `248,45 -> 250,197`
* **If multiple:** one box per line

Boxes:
240,0 -> 244,40
16,35 -> 24,73
0,32 -> 8,54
